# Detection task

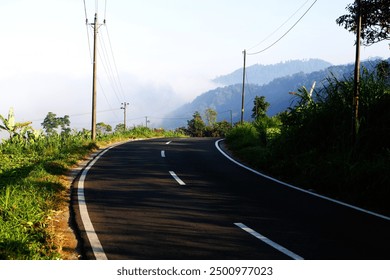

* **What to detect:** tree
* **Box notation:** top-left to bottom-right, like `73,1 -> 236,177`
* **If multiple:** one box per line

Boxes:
114,123 -> 125,132
204,108 -> 217,126
59,115 -> 71,135
96,122 -> 112,134
41,112 -> 71,135
251,96 -> 270,119
211,120 -> 232,137
336,0 -> 390,46
376,60 -> 390,83
41,112 -> 57,135
187,111 -> 206,137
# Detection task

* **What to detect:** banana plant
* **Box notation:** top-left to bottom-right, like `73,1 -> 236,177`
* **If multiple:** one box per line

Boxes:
0,107 -> 32,139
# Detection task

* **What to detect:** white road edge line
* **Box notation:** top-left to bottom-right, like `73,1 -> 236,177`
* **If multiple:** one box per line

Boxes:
169,171 -> 186,185
234,223 -> 304,260
215,139 -> 390,221
161,150 -> 166,158
166,141 -> 172,145
77,145 -> 119,260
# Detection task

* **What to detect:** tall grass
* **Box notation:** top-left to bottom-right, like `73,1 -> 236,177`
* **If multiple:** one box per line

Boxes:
0,127 -> 184,259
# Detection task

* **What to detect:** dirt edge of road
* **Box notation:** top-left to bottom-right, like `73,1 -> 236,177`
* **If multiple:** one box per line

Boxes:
53,154 -> 99,260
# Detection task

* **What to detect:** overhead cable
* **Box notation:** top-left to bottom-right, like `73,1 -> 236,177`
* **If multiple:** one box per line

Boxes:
247,0 -> 310,52
247,0 -> 318,56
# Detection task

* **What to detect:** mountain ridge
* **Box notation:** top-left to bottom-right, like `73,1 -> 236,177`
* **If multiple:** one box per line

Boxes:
161,58 -> 388,129
213,58 -> 332,86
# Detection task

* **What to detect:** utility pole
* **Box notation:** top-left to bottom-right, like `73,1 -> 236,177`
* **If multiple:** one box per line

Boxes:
145,116 -> 150,128
240,49 -> 246,124
91,13 -> 98,141
121,102 -> 129,131
352,0 -> 362,144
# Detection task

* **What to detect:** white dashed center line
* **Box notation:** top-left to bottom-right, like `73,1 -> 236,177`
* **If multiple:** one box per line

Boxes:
234,223 -> 304,260
169,171 -> 186,186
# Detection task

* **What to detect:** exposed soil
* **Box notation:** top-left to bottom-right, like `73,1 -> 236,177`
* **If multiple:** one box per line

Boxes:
50,172 -> 82,260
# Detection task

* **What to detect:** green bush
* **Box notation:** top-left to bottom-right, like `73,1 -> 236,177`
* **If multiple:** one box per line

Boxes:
225,122 -> 260,150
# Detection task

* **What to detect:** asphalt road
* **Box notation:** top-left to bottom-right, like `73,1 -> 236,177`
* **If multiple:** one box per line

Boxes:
73,137 -> 390,260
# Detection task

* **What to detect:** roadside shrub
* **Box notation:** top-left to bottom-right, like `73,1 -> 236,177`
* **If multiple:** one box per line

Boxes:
225,122 -> 259,150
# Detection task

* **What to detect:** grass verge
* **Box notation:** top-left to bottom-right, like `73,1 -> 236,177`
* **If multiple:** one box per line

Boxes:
0,128 -> 184,259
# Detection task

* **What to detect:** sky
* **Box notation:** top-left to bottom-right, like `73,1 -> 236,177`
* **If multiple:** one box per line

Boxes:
0,0 -> 389,132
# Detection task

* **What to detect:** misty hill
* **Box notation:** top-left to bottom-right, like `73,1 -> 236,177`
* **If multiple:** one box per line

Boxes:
162,58 -> 388,129
213,59 -> 332,86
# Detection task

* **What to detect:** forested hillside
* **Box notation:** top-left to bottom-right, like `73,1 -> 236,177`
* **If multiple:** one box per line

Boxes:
162,58 -> 388,129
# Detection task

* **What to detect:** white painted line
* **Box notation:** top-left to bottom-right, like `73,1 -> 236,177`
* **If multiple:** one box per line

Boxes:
77,146 -> 119,260
234,223 -> 304,260
169,171 -> 186,185
161,150 -> 166,158
215,139 -> 390,221
166,141 -> 172,145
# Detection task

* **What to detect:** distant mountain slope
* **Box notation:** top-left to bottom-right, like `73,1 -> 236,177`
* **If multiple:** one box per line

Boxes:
162,58 -> 388,129
213,59 -> 332,86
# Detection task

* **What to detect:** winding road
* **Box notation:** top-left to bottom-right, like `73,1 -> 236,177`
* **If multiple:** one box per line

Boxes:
72,137 -> 390,260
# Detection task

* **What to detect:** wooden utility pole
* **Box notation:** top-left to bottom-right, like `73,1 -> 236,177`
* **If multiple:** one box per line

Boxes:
91,13 -> 98,141
121,102 -> 129,131
352,0 -> 362,144
240,49 -> 246,124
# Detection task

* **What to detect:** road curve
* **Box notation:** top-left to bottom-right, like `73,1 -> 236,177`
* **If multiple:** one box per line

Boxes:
72,137 -> 390,260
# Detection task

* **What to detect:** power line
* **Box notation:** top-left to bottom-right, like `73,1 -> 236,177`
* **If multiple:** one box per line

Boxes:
247,0 -> 318,56
104,23 -> 127,100
247,0 -> 310,52
83,0 -> 93,62
83,0 -> 89,20
97,33 -> 124,103
97,24 -> 127,103
244,71 -> 256,110
97,78 -> 121,122
30,108 -> 122,123
104,0 -> 108,20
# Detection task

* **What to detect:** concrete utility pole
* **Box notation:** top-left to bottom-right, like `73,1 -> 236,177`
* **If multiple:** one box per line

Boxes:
352,0 -> 362,144
121,102 -> 129,131
145,116 -> 150,128
91,13 -> 98,141
241,49 -> 246,124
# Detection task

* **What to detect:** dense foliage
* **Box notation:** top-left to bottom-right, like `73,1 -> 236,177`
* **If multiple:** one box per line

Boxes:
226,62 -> 390,215
336,0 -> 390,46
184,109 -> 232,137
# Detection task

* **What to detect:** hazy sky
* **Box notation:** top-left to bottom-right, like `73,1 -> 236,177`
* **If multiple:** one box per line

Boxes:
0,0 -> 389,131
